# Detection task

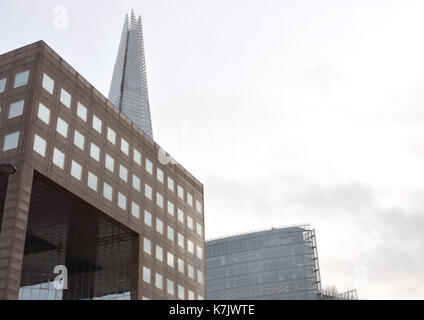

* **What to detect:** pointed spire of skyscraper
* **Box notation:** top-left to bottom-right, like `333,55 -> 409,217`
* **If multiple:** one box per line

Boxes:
109,11 -> 153,138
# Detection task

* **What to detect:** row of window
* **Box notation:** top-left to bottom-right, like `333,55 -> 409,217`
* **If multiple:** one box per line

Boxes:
40,72 -> 203,216
0,70 -> 30,94
142,266 -> 203,300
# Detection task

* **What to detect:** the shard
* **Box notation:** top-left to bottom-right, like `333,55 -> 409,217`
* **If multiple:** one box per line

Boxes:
109,11 -> 153,138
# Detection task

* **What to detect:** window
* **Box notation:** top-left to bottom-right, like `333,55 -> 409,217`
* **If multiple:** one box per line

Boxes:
56,118 -> 69,138
37,102 -> 50,124
103,183 -> 113,201
188,290 -> 194,300
156,245 -> 163,262
143,267 -> 151,284
0,78 -> 6,93
167,279 -> 174,296
178,259 -> 184,274
187,240 -> 194,255
118,192 -> 127,211
145,159 -> 153,175
167,252 -> 174,268
178,185 -> 184,199
156,218 -> 164,235
145,184 -> 152,200
178,209 -> 184,224
131,201 -> 140,218
167,201 -> 174,216
196,223 -> 203,237
105,154 -> 115,173
156,192 -> 164,208
42,73 -> 54,94
60,88 -> 71,108
188,264 -> 194,279
178,233 -> 184,249
155,273 -> 163,290
198,295 -> 204,301
197,270 -> 204,285
187,216 -> 194,230
134,149 -> 141,165
53,148 -> 65,169
107,127 -> 116,145
187,193 -> 193,207
167,226 -> 174,242
73,130 -> 85,151
90,143 -> 100,162
132,175 -> 141,192
144,210 -> 152,227
157,168 -> 164,183
168,177 -> 174,192
92,115 -> 102,134
178,285 -> 185,300
87,172 -> 98,191
144,238 -> 152,255
8,100 -> 24,119
197,246 -> 203,260
196,200 -> 202,214
77,102 -> 87,121
14,70 -> 29,88
119,165 -> 128,183
71,160 -> 82,181
121,138 -> 129,156
33,134 -> 46,157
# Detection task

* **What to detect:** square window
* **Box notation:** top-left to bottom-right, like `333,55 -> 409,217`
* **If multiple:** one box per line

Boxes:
77,102 -> 87,121
178,233 -> 184,249
105,154 -> 115,173
119,165 -> 128,182
168,177 -> 174,192
167,201 -> 174,216
156,245 -> 163,262
121,138 -> 129,156
143,267 -> 151,284
144,238 -> 152,255
167,279 -> 174,296
71,160 -> 82,181
144,210 -> 152,227
178,259 -> 184,274
156,218 -> 164,235
118,193 -> 127,210
73,130 -> 85,151
3,131 -> 20,151
167,252 -> 174,268
187,193 -> 193,207
0,78 -> 6,93
107,127 -> 116,145
145,159 -> 153,175
92,115 -> 102,134
156,192 -> 164,209
56,118 -> 69,138
60,88 -> 71,108
178,185 -> 184,200
134,149 -> 141,165
90,143 -> 100,162
155,273 -> 163,290
8,100 -> 24,119
178,285 -> 185,300
131,201 -> 140,218
157,168 -> 164,183
196,200 -> 202,214
87,172 -> 98,191
145,184 -> 153,200
167,226 -> 174,242
52,148 -> 65,169
178,209 -> 184,224
37,102 -> 50,124
187,216 -> 194,230
132,175 -> 141,192
14,70 -> 29,88
42,73 -> 54,94
33,134 -> 46,157
197,223 -> 203,237
103,183 -> 113,201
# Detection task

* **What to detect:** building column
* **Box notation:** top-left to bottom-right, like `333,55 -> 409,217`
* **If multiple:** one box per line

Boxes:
0,164 -> 33,300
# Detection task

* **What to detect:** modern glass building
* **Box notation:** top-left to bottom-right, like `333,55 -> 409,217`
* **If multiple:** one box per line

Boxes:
109,11 -> 153,138
206,225 -> 321,300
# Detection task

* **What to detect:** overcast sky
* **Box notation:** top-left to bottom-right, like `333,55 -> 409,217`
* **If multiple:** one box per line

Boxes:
2,0 -> 424,300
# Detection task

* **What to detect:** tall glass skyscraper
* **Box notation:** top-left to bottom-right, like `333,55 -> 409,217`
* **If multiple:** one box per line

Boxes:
109,11 -> 154,138
206,226 -> 322,300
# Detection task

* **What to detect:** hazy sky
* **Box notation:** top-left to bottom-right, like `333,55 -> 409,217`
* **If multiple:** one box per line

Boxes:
2,0 -> 424,300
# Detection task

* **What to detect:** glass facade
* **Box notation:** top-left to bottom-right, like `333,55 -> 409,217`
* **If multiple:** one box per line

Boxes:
206,226 -> 322,300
